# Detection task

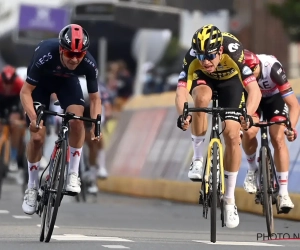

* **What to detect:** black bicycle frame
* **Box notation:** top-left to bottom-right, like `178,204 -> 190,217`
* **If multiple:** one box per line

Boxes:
253,114 -> 292,201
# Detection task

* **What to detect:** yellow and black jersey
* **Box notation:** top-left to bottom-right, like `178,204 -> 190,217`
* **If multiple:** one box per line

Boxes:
177,32 -> 256,92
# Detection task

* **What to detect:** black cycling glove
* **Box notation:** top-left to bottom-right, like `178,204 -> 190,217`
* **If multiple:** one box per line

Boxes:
177,114 -> 192,131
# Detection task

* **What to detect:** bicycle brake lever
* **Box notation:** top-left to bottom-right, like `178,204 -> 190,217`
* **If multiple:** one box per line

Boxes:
94,114 -> 101,138
183,102 -> 189,120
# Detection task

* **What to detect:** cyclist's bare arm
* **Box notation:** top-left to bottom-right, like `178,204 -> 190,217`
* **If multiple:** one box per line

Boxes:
20,82 -> 37,121
270,62 -> 300,129
89,92 -> 102,120
175,86 -> 189,115
244,81 -> 261,116
176,48 -> 197,116
284,94 -> 299,129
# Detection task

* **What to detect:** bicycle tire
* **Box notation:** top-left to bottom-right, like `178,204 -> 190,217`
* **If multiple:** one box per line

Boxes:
39,204 -> 46,242
22,153 -> 28,194
44,140 -> 67,242
261,146 -> 274,236
210,142 -> 218,243
0,142 -> 7,199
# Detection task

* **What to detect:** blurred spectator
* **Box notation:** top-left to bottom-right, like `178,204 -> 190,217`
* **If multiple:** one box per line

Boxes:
105,60 -> 133,112
114,60 -> 133,111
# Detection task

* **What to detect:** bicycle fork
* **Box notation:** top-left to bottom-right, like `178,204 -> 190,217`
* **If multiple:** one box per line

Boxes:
200,137 -> 225,224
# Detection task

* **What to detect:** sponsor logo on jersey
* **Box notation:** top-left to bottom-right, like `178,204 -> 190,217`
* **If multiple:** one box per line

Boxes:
228,43 -> 240,52
242,66 -> 252,75
190,49 -> 196,57
35,52 -> 53,67
177,81 -> 187,88
178,71 -> 186,80
243,75 -> 256,86
193,73 -> 198,80
277,68 -> 282,75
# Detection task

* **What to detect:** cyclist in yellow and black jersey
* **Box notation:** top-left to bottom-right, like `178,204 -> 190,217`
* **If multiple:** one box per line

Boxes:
179,32 -> 255,88
175,24 -> 262,229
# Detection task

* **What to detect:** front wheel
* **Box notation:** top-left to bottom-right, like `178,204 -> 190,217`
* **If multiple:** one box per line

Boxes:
210,142 -> 218,243
44,141 -> 67,242
261,146 -> 274,236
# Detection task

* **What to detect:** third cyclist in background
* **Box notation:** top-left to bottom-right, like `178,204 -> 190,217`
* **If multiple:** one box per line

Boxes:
242,49 -> 299,213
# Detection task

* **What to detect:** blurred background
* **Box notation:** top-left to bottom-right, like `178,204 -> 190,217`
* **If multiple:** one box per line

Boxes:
1,0 -> 300,101
1,0 -> 300,215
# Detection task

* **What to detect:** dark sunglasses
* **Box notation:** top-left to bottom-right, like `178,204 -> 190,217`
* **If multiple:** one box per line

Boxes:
63,50 -> 86,59
196,53 -> 218,61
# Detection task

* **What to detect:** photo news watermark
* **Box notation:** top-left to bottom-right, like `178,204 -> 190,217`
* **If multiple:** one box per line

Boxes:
257,233 -> 300,241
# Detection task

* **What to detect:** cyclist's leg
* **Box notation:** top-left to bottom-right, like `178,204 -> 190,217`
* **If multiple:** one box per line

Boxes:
242,90 -> 260,193
188,70 -> 212,180
57,77 -> 85,193
22,86 -> 49,215
81,105 -> 99,192
217,75 -> 245,228
265,94 -> 294,211
96,130 -> 108,179
7,96 -> 25,172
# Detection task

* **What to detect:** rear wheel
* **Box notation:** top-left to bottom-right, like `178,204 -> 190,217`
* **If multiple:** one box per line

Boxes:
44,141 -> 67,243
261,146 -> 274,236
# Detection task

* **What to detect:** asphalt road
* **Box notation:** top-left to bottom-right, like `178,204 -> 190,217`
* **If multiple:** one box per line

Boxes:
0,178 -> 300,250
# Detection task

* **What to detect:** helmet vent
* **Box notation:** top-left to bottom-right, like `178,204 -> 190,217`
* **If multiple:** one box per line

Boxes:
75,39 -> 80,49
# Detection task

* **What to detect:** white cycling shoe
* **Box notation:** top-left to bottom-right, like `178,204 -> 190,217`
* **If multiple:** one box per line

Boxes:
243,169 -> 258,194
66,173 -> 81,193
188,158 -> 204,181
224,198 -> 239,228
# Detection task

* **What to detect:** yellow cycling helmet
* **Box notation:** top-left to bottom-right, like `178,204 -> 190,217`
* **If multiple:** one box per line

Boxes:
192,24 -> 223,54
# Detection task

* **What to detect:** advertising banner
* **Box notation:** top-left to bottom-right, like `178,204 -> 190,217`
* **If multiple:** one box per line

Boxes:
14,4 -> 70,44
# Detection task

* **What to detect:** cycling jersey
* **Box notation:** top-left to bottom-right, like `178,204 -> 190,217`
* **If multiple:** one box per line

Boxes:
256,54 -> 293,98
178,32 -> 256,91
0,76 -> 23,96
26,38 -> 98,93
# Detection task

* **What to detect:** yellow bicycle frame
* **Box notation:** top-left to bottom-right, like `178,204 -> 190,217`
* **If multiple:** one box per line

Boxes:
204,138 -> 225,195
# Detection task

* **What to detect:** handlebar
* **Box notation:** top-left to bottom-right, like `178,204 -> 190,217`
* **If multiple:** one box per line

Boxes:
183,102 -> 248,121
251,117 -> 292,131
35,104 -> 101,137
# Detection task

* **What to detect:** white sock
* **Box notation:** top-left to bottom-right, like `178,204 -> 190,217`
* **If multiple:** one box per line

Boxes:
224,171 -> 238,204
191,134 -> 205,160
278,171 -> 289,196
246,152 -> 258,171
68,146 -> 82,175
96,149 -> 106,169
28,161 -> 40,189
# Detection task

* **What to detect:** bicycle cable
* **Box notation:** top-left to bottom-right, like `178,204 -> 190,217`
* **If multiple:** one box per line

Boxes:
39,161 -> 50,188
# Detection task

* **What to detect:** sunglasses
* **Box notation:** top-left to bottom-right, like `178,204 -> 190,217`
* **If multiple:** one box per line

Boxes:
196,53 -> 218,61
63,50 -> 86,59
251,65 -> 258,72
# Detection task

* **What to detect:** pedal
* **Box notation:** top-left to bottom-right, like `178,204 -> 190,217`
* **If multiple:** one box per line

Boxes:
278,207 -> 292,214
199,190 -> 204,205
63,190 -> 78,197
190,178 -> 202,182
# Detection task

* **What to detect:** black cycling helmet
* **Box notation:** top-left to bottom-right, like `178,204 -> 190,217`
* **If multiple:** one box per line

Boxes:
59,24 -> 90,52
191,24 -> 223,54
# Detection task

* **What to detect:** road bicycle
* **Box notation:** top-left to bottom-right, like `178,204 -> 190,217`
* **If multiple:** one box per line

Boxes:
251,113 -> 293,237
34,102 -> 101,243
183,91 -> 247,243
